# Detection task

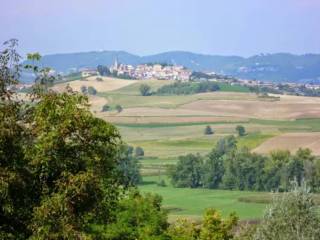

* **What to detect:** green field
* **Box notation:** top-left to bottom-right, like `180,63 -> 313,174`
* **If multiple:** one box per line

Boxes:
139,176 -> 268,220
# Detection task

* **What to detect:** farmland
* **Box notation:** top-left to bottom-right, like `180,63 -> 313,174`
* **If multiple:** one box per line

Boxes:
55,77 -> 320,220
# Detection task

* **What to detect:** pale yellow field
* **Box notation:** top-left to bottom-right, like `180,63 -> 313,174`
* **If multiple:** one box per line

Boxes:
52,76 -> 137,93
180,97 -> 320,120
253,132 -> 320,155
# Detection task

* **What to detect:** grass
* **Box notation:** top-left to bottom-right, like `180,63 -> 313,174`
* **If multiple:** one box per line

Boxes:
139,175 -> 268,220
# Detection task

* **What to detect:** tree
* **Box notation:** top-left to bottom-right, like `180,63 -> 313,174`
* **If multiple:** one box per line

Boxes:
199,209 -> 238,240
0,41 -> 123,238
80,85 -> 87,94
139,84 -> 151,96
103,191 -> 168,240
253,183 -> 320,240
117,145 -> 141,187
235,125 -> 246,137
101,104 -> 110,112
97,65 -> 110,76
135,146 -> 144,158
204,125 -> 214,135
87,86 -> 97,95
169,154 -> 203,188
115,104 -> 123,113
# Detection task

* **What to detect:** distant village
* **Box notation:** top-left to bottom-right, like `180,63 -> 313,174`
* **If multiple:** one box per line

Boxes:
81,59 -> 192,81
13,60 -> 320,97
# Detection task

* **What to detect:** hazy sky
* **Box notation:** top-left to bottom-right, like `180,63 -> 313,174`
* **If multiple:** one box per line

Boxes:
1,0 -> 320,57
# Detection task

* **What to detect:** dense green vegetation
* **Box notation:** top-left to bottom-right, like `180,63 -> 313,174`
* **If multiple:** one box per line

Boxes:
169,136 -> 320,192
156,81 -> 220,95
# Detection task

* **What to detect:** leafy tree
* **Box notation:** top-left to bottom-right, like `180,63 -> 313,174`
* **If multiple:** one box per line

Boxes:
167,218 -> 199,240
102,104 -> 111,112
202,148 -> 225,189
199,209 -> 238,240
253,183 -> 320,240
235,125 -> 246,137
139,84 -> 151,96
103,191 -> 168,240
204,125 -> 214,135
97,65 -> 110,76
80,85 -> 87,94
87,86 -> 97,95
0,41 -> 124,238
115,104 -> 123,113
135,146 -> 144,158
169,154 -> 203,188
117,145 -> 141,187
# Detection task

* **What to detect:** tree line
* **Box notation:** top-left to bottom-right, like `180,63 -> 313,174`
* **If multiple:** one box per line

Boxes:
168,135 -> 320,192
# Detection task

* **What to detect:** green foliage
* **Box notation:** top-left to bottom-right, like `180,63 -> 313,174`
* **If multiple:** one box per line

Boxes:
1,51 -> 123,239
103,190 -> 169,240
236,125 -> 246,137
87,86 -> 97,95
0,39 -> 21,99
135,146 -> 145,158
97,65 -> 111,76
118,145 -> 142,187
102,104 -> 111,112
204,125 -> 214,135
169,136 -> 320,192
167,218 -> 199,240
139,84 -> 151,96
252,183 -> 320,240
167,209 -> 238,240
169,154 -> 203,188
199,209 -> 238,240
156,81 -> 220,95
80,85 -> 87,94
115,104 -> 123,113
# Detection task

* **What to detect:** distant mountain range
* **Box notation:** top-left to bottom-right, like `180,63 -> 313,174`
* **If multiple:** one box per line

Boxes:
23,51 -> 320,83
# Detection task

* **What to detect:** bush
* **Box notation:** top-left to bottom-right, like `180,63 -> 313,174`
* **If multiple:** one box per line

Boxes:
101,104 -> 110,112
139,84 -> 151,96
135,146 -> 144,158
204,125 -> 214,135
96,77 -> 103,81
87,86 -> 97,95
236,125 -> 246,136
157,179 -> 166,187
252,183 -> 320,240
156,81 -> 220,95
80,85 -> 87,94
115,104 -> 123,113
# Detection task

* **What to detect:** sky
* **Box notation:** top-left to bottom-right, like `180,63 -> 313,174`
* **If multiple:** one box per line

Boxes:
1,0 -> 320,57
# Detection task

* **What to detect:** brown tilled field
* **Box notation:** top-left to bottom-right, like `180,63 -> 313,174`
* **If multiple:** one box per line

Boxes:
253,132 -> 320,155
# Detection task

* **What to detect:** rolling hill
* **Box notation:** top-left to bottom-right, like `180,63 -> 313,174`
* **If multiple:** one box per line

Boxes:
23,51 -> 320,83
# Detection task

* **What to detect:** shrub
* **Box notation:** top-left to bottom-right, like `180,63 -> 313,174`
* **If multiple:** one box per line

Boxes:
101,104 -> 110,112
204,125 -> 214,135
87,86 -> 97,95
96,77 -> 103,81
139,84 -> 151,96
115,104 -> 123,113
236,125 -> 246,136
135,146 -> 144,158
80,85 -> 87,94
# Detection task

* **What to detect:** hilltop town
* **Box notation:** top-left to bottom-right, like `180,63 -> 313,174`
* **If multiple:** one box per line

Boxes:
81,60 -> 192,81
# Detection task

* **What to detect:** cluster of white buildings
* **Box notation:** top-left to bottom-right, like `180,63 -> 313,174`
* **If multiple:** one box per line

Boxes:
110,59 -> 192,81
